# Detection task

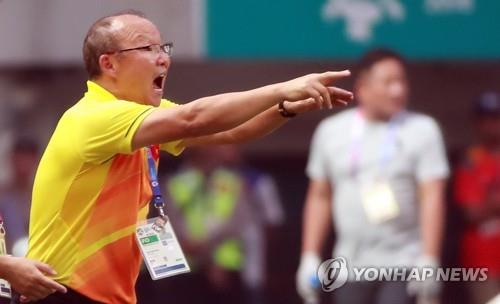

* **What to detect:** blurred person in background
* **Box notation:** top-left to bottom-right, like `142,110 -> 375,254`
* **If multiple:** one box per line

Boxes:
161,145 -> 283,304
454,92 -> 500,304
0,137 -> 39,256
296,49 -> 449,304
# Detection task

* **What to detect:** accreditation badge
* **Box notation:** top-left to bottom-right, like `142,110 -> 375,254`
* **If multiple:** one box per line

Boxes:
0,232 -> 7,256
136,217 -> 190,280
0,225 -> 11,299
0,277 -> 11,300
361,180 -> 399,224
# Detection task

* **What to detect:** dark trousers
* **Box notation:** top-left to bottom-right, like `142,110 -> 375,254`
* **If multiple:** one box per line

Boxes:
332,281 -> 416,304
136,268 -> 243,304
10,287 -> 101,304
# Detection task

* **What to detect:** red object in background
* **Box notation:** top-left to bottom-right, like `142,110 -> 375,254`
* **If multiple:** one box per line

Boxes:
455,146 -> 500,277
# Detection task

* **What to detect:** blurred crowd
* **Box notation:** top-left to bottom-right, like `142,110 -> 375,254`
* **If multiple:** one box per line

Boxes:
0,50 -> 499,304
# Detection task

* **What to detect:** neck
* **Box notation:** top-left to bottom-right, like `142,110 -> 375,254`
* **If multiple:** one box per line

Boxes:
359,106 -> 395,122
93,77 -> 142,104
93,77 -> 117,95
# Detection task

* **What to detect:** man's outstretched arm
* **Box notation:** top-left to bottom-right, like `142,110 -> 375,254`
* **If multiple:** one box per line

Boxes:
182,86 -> 352,147
132,71 -> 351,150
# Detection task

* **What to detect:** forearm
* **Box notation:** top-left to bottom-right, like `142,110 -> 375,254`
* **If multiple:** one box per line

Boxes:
420,199 -> 443,258
0,255 -> 12,279
419,180 -> 446,258
224,104 -> 288,144
302,197 -> 332,254
298,197 -> 329,304
184,104 -> 288,146
184,84 -> 284,137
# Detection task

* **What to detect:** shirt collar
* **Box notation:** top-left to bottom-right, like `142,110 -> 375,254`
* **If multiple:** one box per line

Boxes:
85,80 -> 118,101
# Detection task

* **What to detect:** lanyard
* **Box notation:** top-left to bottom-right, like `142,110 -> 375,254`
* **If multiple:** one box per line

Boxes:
145,147 -> 167,220
349,110 -> 400,178
0,213 -> 4,236
0,212 -> 5,252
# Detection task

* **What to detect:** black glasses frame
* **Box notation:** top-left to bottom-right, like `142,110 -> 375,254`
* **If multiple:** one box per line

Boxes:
116,42 -> 173,56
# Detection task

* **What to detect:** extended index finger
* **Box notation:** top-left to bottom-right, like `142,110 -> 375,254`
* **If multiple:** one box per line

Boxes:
319,70 -> 351,84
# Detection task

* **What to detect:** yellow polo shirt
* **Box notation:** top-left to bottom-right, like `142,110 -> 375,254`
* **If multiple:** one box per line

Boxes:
27,81 -> 183,303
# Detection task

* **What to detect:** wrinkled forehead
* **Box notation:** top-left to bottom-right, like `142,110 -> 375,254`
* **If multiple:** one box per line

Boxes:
112,15 -> 162,47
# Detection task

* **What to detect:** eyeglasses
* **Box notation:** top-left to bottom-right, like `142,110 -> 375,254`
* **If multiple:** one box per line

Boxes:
117,42 -> 173,57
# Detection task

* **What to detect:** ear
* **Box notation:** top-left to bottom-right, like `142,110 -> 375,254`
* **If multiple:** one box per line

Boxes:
354,72 -> 369,101
355,70 -> 371,90
98,54 -> 118,78
353,75 -> 363,95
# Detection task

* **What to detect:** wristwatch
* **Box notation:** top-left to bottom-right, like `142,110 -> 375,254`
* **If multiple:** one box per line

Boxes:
278,101 -> 297,118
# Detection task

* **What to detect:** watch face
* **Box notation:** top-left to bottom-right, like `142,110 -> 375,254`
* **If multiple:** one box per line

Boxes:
279,101 -> 296,118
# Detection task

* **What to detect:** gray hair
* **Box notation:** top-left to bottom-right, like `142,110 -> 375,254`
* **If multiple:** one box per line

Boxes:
82,9 -> 146,79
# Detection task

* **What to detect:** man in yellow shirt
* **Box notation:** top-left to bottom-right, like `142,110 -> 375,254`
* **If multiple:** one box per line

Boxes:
23,10 -> 353,304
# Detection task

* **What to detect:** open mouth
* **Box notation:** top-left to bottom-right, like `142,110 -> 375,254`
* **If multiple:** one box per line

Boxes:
153,73 -> 166,90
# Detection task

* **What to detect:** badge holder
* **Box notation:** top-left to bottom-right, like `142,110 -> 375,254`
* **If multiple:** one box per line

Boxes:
137,147 -> 190,280
136,215 -> 190,280
361,180 -> 400,224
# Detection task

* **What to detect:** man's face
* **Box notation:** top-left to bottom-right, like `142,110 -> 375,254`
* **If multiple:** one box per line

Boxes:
357,58 -> 409,119
111,16 -> 170,106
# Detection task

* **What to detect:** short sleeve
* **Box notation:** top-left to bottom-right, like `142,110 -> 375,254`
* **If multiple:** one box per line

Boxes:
415,117 -> 450,182
306,121 -> 330,181
158,99 -> 185,156
75,100 -> 154,163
